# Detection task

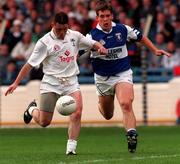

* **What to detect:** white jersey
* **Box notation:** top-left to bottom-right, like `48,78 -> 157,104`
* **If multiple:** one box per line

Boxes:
28,29 -> 96,77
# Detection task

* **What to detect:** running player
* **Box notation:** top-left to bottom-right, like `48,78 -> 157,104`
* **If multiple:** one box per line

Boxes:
5,12 -> 107,155
85,1 -> 171,153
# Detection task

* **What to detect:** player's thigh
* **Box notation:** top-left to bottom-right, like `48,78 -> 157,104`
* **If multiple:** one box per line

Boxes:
69,90 -> 83,113
99,95 -> 114,111
40,92 -> 59,121
115,82 -> 134,104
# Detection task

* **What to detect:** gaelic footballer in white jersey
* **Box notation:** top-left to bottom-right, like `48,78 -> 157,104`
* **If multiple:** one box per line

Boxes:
28,29 -> 96,94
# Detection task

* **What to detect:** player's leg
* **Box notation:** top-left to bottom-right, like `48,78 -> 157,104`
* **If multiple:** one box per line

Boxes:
32,110 -> 53,127
24,92 -> 57,127
98,95 -> 114,120
115,82 -> 138,153
66,90 -> 82,155
95,75 -> 115,120
115,82 -> 136,130
68,90 -> 82,140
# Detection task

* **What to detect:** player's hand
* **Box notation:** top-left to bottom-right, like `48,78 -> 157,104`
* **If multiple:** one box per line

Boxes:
5,83 -> 18,96
155,49 -> 171,57
98,47 -> 108,55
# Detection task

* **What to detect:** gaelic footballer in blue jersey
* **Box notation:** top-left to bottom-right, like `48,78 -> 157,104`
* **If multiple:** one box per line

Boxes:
89,23 -> 142,76
83,1 -> 171,153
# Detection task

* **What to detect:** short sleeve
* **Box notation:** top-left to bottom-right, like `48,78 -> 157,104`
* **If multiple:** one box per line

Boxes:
78,32 -> 96,49
125,25 -> 142,42
27,40 -> 48,67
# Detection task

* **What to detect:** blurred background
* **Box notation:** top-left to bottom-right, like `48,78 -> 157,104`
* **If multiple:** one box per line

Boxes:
0,0 -> 179,127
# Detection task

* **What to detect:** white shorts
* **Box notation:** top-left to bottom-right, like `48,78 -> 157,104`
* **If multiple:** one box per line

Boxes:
40,74 -> 80,96
94,69 -> 133,96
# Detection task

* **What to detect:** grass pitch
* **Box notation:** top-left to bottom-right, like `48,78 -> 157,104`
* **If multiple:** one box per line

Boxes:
0,126 -> 180,164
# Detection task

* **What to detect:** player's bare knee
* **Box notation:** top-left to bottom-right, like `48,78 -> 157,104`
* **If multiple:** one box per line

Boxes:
104,113 -> 113,120
72,110 -> 82,121
99,106 -> 114,120
101,109 -> 114,120
120,101 -> 132,112
39,120 -> 51,127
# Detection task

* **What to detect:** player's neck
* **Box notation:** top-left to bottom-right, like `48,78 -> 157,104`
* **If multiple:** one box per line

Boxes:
101,26 -> 112,33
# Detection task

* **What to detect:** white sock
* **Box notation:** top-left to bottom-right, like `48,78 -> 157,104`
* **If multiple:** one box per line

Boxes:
66,139 -> 77,152
28,106 -> 37,116
127,128 -> 136,132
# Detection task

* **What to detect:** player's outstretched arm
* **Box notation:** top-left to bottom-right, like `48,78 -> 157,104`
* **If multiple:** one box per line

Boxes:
140,36 -> 171,57
5,63 -> 33,96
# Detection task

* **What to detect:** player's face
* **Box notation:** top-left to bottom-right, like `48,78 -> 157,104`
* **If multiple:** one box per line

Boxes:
53,23 -> 68,39
97,10 -> 113,32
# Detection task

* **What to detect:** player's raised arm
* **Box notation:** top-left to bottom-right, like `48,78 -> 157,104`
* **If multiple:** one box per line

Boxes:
5,63 -> 33,96
140,35 -> 171,57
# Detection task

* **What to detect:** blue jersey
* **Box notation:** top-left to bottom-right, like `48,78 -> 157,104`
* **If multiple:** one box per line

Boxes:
88,22 -> 142,76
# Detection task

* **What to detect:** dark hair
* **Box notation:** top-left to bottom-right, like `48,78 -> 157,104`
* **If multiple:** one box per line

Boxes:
7,59 -> 17,65
95,0 -> 113,15
54,12 -> 69,24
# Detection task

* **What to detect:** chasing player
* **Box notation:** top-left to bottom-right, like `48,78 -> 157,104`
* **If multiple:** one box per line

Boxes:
85,1 -> 171,153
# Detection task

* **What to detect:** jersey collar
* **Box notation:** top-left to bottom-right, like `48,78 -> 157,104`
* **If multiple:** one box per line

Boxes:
96,22 -> 116,33
50,29 -> 70,40
50,29 -> 57,39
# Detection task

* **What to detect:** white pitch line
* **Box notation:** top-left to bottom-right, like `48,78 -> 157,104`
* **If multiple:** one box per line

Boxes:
69,154 -> 180,164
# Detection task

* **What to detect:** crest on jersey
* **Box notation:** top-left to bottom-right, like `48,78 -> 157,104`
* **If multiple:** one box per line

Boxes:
99,39 -> 105,45
54,44 -> 60,51
115,33 -> 122,41
70,38 -> 75,46
64,50 -> 70,56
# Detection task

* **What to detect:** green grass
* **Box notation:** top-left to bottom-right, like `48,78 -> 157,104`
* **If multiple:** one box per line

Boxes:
0,126 -> 180,164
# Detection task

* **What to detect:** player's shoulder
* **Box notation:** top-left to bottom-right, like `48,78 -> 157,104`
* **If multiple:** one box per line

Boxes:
114,23 -> 127,31
89,27 -> 102,38
38,31 -> 52,45
67,29 -> 81,36
90,23 -> 127,35
67,29 -> 85,39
